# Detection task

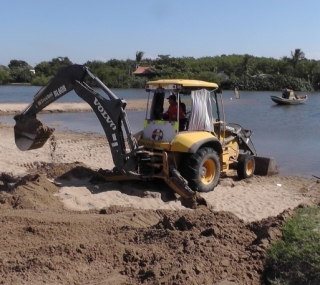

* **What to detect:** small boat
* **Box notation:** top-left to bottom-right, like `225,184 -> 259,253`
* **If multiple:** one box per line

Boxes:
270,95 -> 308,105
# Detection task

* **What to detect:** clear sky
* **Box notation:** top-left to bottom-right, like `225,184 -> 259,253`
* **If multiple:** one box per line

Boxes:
1,0 -> 320,67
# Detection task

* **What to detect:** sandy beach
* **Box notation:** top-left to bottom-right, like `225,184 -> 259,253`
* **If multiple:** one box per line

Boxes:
1,101 -> 320,284
0,99 -> 149,115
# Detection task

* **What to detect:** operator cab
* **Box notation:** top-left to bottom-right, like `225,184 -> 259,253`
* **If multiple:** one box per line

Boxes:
140,79 -> 221,148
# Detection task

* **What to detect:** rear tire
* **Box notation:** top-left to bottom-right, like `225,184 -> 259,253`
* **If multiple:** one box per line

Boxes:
180,147 -> 220,193
237,154 -> 255,179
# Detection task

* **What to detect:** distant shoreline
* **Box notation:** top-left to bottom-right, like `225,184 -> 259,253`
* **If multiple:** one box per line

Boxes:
7,83 -> 32,86
0,99 -> 148,115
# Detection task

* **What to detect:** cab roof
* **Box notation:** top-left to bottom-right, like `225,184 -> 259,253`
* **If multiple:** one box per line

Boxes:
146,79 -> 219,91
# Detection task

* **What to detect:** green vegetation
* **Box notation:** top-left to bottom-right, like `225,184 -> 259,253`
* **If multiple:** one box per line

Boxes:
264,206 -> 320,284
0,68 -> 11,84
1,48 -> 320,91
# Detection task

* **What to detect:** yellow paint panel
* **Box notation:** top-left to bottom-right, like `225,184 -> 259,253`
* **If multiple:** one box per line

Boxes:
138,139 -> 170,151
170,132 -> 217,152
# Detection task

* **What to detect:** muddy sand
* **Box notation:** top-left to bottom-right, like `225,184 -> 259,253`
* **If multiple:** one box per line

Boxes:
1,102 -> 320,285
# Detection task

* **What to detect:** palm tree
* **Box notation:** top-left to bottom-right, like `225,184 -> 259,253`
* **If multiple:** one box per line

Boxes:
240,54 -> 253,75
135,51 -> 144,69
290,48 -> 305,75
271,58 -> 288,75
239,54 -> 253,90
304,60 -> 320,84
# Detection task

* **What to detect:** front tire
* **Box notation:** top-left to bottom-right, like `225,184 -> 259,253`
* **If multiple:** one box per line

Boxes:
237,154 -> 255,179
180,147 -> 220,193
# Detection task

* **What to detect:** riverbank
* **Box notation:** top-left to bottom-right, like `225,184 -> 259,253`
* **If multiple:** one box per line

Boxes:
7,83 -> 32,86
1,121 -> 319,221
0,99 -> 149,115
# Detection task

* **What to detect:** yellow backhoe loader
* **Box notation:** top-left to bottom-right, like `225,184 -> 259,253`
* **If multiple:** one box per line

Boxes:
13,64 -> 277,205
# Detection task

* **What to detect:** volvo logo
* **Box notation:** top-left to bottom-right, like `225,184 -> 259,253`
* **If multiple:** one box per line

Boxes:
93,98 -> 116,130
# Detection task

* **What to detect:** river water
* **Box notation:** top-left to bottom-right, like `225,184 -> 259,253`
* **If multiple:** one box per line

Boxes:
1,86 -> 319,178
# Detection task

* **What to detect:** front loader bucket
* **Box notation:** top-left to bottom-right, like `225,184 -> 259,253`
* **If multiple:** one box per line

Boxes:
254,156 -> 279,176
14,115 -> 54,151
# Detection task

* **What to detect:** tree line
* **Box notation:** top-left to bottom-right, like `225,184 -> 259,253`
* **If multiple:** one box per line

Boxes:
0,49 -> 319,91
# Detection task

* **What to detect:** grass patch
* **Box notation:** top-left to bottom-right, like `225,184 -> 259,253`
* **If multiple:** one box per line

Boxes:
264,206 -> 320,284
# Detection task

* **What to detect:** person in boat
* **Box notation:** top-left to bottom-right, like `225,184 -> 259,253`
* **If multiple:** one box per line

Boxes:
282,87 -> 298,99
162,94 -> 185,121
282,88 -> 290,99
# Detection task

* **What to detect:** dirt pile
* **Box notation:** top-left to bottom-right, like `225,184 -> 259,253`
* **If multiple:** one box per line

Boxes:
26,161 -> 97,180
0,173 -> 62,211
0,163 -> 299,285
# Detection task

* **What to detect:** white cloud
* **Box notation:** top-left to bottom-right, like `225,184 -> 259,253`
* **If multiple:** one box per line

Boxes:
143,54 -> 158,60
305,52 -> 320,60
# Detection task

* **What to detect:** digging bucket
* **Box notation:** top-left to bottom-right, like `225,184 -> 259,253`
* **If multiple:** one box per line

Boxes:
14,115 -> 55,151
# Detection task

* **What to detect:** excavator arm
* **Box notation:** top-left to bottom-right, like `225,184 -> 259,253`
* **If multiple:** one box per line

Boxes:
14,64 -> 138,171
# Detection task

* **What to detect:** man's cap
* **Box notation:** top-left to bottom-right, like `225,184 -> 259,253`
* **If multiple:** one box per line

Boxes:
167,94 -> 176,101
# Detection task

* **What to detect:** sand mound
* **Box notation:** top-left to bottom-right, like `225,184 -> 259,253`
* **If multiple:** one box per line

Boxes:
0,173 -> 296,285
26,161 -> 97,180
0,173 -> 62,210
